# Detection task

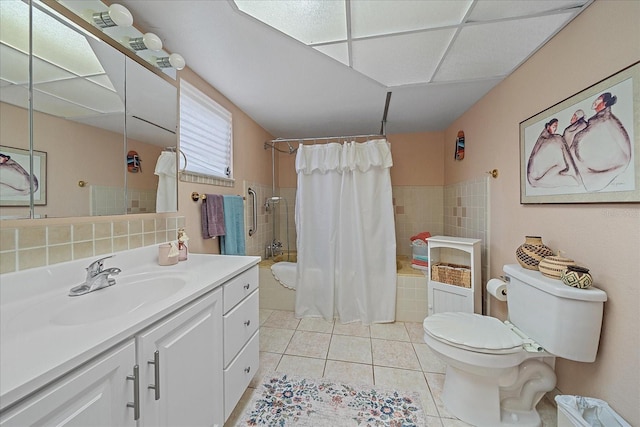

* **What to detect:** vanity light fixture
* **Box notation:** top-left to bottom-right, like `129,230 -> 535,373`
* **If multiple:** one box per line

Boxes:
155,53 -> 186,70
125,32 -> 163,51
85,4 -> 133,29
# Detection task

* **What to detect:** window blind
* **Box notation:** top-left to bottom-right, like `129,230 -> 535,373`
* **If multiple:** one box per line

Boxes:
179,79 -> 232,179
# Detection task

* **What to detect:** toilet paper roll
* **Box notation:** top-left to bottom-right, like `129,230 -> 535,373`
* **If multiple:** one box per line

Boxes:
487,278 -> 508,301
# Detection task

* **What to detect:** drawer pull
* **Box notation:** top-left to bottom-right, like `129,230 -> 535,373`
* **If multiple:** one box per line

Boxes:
244,320 -> 251,326
126,365 -> 140,420
244,283 -> 251,290
147,350 -> 160,400
244,366 -> 251,374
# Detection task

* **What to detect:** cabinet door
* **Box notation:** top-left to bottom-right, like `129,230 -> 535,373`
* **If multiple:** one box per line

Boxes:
136,288 -> 223,427
0,341 -> 136,427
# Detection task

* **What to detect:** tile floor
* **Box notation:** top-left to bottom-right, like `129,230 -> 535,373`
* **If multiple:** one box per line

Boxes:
226,309 -> 559,427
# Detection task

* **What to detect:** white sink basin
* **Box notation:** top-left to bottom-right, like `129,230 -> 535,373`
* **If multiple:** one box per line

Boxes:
52,272 -> 187,325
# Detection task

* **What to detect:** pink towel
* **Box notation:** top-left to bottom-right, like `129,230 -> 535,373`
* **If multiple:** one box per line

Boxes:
201,194 -> 226,239
410,231 -> 431,242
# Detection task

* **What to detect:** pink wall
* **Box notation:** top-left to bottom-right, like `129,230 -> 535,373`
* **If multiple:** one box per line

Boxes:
444,1 -> 640,423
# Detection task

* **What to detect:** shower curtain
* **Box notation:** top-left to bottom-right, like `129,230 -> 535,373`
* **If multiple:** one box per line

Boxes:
294,139 -> 396,325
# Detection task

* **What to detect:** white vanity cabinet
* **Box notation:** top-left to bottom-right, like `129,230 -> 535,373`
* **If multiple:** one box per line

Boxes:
136,288 -> 223,427
0,341 -> 137,426
222,266 -> 259,421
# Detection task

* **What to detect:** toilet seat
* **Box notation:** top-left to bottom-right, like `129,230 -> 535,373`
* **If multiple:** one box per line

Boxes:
424,312 -> 524,354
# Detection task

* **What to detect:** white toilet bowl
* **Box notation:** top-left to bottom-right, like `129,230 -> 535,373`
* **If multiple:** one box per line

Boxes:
423,312 -> 557,427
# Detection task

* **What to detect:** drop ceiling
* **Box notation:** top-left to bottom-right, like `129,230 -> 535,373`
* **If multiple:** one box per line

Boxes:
11,0 -> 594,139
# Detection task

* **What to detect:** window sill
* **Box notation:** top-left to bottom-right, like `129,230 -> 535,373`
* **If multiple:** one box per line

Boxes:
179,171 -> 234,187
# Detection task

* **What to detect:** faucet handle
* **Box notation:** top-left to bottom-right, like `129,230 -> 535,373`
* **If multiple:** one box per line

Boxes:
86,255 -> 115,277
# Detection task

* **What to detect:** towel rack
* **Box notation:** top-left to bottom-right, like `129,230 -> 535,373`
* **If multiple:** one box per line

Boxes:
248,187 -> 257,237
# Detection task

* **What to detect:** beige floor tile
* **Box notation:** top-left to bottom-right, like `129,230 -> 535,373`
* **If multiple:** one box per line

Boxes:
249,352 -> 282,388
259,327 -> 294,353
372,339 -> 421,370
405,321 -> 426,343
333,321 -> 370,337
297,317 -> 335,333
374,366 -> 440,418
285,330 -> 331,359
414,343 -> 447,373
323,360 -> 374,385
538,396 -> 558,427
371,322 -> 410,341
262,309 -> 300,329
276,354 -> 326,378
440,418 -> 474,427
425,416 -> 444,426
224,386 -> 255,427
425,372 -> 456,419
259,309 -> 274,326
327,335 -> 372,364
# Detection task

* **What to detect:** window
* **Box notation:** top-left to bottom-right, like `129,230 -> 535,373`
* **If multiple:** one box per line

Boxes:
179,79 -> 232,180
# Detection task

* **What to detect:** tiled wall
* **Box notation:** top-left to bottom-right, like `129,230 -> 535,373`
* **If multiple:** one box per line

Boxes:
443,177 -> 490,300
392,186 -> 444,257
90,186 -> 157,216
0,215 -> 185,274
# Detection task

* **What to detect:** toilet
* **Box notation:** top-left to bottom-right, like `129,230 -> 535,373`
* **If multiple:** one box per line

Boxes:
423,263 -> 608,427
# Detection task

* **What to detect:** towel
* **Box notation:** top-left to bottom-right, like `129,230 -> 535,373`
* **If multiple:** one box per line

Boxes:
220,195 -> 245,255
412,255 -> 429,262
411,259 -> 429,267
201,194 -> 226,239
410,231 -> 432,242
154,152 -> 177,213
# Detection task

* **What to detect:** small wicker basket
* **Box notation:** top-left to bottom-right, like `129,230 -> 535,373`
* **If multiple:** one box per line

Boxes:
431,262 -> 471,288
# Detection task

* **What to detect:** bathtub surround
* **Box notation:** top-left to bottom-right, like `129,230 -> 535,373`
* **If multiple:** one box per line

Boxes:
294,140 -> 396,325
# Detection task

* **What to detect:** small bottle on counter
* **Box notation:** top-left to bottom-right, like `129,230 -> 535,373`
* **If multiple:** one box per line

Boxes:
178,228 -> 189,261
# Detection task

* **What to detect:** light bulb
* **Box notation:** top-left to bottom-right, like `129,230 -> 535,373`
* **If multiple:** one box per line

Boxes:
126,32 -> 163,51
156,53 -> 186,70
89,4 -> 133,28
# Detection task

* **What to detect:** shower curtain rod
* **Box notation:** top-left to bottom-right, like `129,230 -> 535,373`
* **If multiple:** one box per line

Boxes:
264,133 -> 386,149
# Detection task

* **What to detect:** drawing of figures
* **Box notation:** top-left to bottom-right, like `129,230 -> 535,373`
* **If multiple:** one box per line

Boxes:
570,92 -> 632,192
527,118 -> 580,188
562,109 -> 588,149
0,152 -> 39,197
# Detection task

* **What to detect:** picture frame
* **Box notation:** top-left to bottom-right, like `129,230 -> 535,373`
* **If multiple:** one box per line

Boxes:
0,145 -> 47,206
520,61 -> 639,204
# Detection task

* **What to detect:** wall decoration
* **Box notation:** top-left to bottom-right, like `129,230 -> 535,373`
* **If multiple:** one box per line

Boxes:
0,146 -> 47,206
127,150 -> 142,173
520,61 -> 639,204
454,130 -> 465,160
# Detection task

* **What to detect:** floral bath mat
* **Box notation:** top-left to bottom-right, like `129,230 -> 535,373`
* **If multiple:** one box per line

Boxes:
234,372 -> 428,426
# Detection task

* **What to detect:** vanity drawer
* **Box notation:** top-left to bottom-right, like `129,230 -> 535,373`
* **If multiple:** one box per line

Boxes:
223,266 -> 258,313
224,330 -> 259,420
224,290 -> 259,366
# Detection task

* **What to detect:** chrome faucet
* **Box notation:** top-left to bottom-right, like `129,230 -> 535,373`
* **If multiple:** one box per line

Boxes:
69,255 -> 122,296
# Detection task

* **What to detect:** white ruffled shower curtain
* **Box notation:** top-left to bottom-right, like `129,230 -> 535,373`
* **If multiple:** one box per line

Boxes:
294,139 -> 396,325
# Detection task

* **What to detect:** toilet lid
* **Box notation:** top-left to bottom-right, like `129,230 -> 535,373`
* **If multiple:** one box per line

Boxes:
424,312 -> 524,354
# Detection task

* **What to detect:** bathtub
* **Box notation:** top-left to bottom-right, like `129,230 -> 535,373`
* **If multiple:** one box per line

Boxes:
258,253 -> 428,322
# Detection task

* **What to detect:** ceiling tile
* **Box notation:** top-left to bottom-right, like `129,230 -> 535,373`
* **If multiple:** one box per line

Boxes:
350,0 -> 471,38
468,0 -> 587,22
434,12 -> 574,82
235,0 -> 347,44
313,42 -> 349,67
35,78 -> 124,114
352,29 -> 456,87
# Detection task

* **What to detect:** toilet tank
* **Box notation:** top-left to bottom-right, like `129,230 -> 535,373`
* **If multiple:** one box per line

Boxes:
503,264 -> 607,362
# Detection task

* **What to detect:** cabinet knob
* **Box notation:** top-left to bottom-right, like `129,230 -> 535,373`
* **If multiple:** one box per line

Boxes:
147,350 -> 160,400
244,283 -> 250,290
244,320 -> 251,326
244,366 -> 251,374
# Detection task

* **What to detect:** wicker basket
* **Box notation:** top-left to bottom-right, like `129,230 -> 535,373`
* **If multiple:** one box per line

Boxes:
431,262 -> 472,288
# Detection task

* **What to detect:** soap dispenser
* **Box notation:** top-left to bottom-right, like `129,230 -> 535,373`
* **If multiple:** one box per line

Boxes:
177,228 -> 189,261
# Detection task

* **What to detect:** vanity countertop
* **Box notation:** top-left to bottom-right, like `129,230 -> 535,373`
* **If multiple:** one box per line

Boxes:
0,246 -> 260,411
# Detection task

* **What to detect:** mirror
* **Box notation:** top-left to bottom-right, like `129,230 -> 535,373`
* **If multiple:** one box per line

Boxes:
0,0 -> 178,219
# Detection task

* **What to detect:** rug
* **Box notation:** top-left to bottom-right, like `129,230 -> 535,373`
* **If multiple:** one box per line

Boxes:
234,372 -> 428,426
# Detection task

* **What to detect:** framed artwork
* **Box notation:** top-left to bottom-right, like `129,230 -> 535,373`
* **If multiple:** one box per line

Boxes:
0,145 -> 47,206
520,61 -> 639,204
